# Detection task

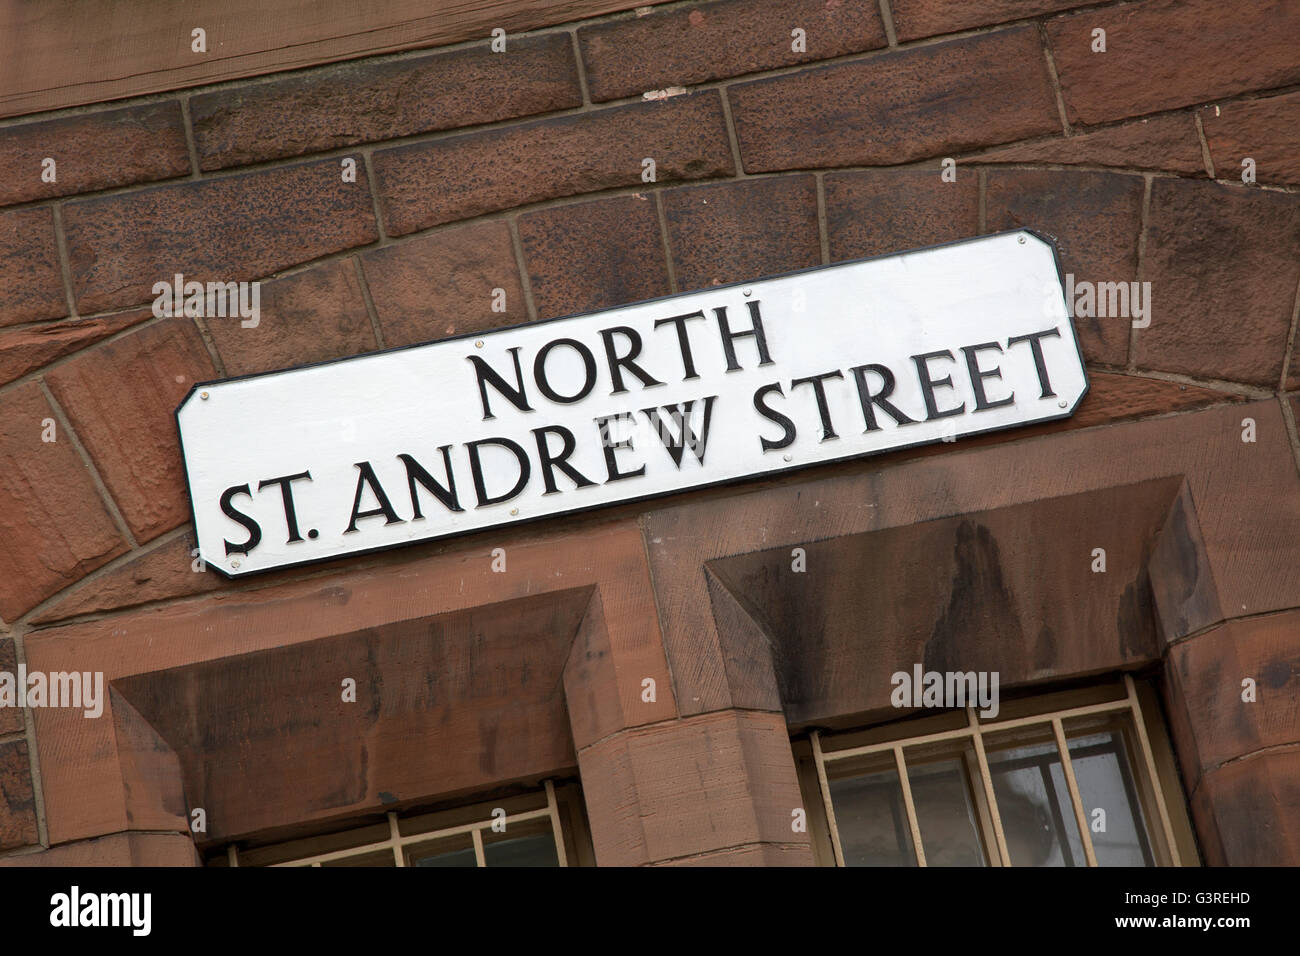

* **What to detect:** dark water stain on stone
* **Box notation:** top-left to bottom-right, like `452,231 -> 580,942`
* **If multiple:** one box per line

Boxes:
925,521 -> 1020,673
1158,494 -> 1204,636
1117,569 -> 1157,660
479,722 -> 498,777
320,740 -> 369,808
1033,622 -> 1056,673
1261,658 -> 1294,689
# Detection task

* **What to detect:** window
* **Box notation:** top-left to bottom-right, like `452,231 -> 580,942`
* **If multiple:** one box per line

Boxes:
211,779 -> 593,867
795,676 -> 1198,867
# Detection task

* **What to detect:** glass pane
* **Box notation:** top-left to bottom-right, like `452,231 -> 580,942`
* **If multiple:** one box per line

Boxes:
828,767 -> 916,866
907,756 -> 987,866
483,833 -> 559,867
408,833 -> 478,867
1066,728 -> 1154,867
986,739 -> 1085,867
481,818 -> 559,866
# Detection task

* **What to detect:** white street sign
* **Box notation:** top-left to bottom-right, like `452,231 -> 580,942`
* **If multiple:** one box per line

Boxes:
177,230 -> 1087,576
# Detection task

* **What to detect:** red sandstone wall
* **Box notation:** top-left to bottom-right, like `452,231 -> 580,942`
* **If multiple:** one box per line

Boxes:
0,0 -> 1298,860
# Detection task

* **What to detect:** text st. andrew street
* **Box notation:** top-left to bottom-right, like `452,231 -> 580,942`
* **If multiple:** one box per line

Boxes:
217,299 -> 1067,558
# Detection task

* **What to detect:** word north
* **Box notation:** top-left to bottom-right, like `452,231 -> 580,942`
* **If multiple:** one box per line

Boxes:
50,886 -> 151,936
891,665 -> 1000,719
152,272 -> 260,327
0,667 -> 103,718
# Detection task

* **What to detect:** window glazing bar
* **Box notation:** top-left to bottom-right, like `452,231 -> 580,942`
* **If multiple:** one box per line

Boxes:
389,811 -> 405,867
820,698 -> 1131,763
893,745 -> 927,867
1051,717 -> 1098,867
1124,674 -> 1182,865
544,779 -> 569,867
811,730 -> 846,866
967,706 -> 1011,867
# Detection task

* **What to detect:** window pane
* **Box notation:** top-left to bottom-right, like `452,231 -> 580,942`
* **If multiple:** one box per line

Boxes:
1066,729 -> 1154,867
483,832 -> 559,867
986,740 -> 1085,867
480,818 -> 559,866
828,767 -> 916,866
408,833 -> 477,867
907,756 -> 987,867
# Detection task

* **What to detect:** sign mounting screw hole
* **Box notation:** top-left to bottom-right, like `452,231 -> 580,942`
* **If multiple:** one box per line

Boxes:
200,391 -> 209,400
1018,236 -> 1026,244
230,559 -> 240,568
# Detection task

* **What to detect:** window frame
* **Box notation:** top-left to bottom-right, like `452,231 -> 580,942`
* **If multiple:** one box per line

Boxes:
794,675 -> 1199,867
217,779 -> 593,868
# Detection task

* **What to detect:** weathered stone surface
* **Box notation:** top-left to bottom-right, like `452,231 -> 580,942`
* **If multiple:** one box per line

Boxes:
1074,373 -> 1240,425
705,479 -> 1176,727
192,34 -> 582,169
205,259 -> 376,375
0,309 -> 150,387
891,0 -> 1092,41
373,93 -> 733,234
729,26 -> 1059,171
0,740 -> 38,850
0,831 -> 199,867
977,113 -> 1206,174
0,207 -> 66,327
518,194 -> 669,319
662,175 -> 820,290
1200,91 -> 1300,187
362,220 -> 527,346
1134,179 -> 1300,387
29,530 -> 226,625
107,591 -> 588,843
62,158 -> 378,313
0,382 -> 127,621
1047,0 -> 1300,125
0,102 -> 189,206
1191,747 -> 1300,866
577,710 -> 809,865
45,319 -> 216,542
651,842 -> 815,866
24,520 -> 665,846
563,587 -> 677,752
1148,483 -> 1223,646
825,167 -> 980,262
1166,612 -> 1300,783
0,639 -> 20,735
578,0 -> 886,102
